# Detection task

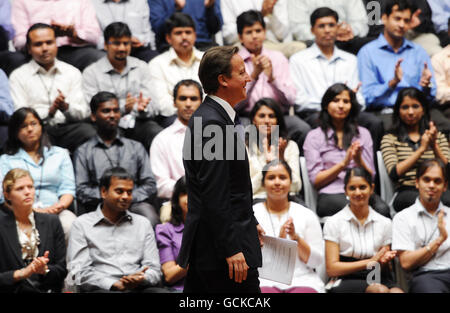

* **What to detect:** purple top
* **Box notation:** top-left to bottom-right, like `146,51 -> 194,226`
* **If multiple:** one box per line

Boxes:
303,126 -> 374,194
155,222 -> 184,291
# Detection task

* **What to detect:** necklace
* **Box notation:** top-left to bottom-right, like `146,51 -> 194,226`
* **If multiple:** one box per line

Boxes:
264,201 -> 290,237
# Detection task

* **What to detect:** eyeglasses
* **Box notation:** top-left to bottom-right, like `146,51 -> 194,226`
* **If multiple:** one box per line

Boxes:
177,96 -> 200,101
108,41 -> 131,47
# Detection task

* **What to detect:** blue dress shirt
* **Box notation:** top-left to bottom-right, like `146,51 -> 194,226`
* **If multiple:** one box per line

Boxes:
0,69 -> 13,124
0,146 -> 76,207
357,34 -> 436,109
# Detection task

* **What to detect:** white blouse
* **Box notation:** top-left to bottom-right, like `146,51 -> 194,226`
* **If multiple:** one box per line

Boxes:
253,202 -> 325,292
15,212 -> 40,264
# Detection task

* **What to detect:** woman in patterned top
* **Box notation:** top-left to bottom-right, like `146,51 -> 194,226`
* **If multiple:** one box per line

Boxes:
381,87 -> 450,212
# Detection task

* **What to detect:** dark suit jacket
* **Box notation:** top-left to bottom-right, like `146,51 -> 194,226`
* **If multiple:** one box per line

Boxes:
0,206 -> 67,293
177,96 -> 262,271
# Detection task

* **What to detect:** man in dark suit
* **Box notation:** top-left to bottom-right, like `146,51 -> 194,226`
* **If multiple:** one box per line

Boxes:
178,45 -> 264,293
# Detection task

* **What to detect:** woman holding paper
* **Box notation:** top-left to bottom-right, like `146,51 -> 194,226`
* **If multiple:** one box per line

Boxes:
253,160 -> 325,293
323,167 -> 403,293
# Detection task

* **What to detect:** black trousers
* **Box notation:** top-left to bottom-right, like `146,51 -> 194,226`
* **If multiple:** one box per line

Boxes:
409,269 -> 450,293
123,118 -> 163,152
184,266 -> 261,293
47,121 -> 97,153
57,45 -> 105,72
317,193 -> 391,218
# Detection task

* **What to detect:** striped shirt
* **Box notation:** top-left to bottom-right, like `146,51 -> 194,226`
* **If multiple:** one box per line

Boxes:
380,132 -> 450,188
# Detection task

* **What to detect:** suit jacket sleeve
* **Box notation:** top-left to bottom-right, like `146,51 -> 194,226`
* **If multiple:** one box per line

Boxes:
198,122 -> 242,258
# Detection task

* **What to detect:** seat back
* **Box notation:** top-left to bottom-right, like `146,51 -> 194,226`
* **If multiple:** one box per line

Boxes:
299,156 -> 317,213
376,151 -> 397,217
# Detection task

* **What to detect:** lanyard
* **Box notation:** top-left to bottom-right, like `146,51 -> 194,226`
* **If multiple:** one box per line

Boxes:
109,73 -> 130,102
318,56 -> 338,89
102,144 -> 121,168
37,72 -> 56,107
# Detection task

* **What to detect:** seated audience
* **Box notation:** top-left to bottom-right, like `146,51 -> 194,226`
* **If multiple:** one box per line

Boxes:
392,159 -> 450,293
9,24 -> 96,153
235,10 -> 311,150
0,69 -> 13,150
290,7 -> 383,151
0,108 -> 77,240
303,83 -> 390,218
0,168 -> 67,293
74,92 -> 159,227
253,160 -> 325,293
148,12 -> 204,128
0,0 -> 27,76
11,0 -> 104,71
150,79 -> 202,201
67,167 -> 164,293
324,167 -> 403,293
288,0 -> 372,55
91,0 -> 158,62
381,87 -> 450,212
149,0 -> 223,52
83,22 -> 162,151
221,0 -> 305,58
247,98 -> 301,203
357,0 -> 443,133
155,176 -> 188,292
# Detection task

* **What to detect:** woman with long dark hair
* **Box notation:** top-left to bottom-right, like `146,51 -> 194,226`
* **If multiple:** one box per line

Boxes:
381,87 -> 450,212
253,160 -> 325,293
0,108 -> 76,240
303,83 -> 389,218
323,167 -> 403,293
155,176 -> 188,292
247,98 -> 302,203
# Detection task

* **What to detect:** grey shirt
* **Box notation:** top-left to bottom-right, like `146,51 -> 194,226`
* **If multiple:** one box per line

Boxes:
74,134 -> 157,207
67,206 -> 161,291
91,0 -> 155,49
82,56 -> 155,127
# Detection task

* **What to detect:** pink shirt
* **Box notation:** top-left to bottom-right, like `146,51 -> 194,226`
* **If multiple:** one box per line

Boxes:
149,118 -> 186,199
431,45 -> 450,104
237,46 -> 297,113
11,0 -> 101,50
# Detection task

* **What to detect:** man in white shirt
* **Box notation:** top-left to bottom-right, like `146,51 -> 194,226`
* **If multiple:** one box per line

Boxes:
9,23 -> 95,152
148,12 -> 204,128
150,79 -> 202,201
289,7 -> 383,151
392,159 -> 450,293
288,0 -> 372,55
221,0 -> 305,59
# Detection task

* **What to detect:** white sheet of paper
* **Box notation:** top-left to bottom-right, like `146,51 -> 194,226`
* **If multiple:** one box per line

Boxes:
258,235 -> 297,285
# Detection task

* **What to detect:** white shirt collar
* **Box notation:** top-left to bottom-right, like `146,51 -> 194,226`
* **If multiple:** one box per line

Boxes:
413,198 -> 448,218
207,95 -> 236,122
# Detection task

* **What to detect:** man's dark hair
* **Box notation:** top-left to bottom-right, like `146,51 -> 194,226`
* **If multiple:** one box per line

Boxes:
26,23 -> 55,48
164,12 -> 196,36
236,10 -> 266,35
310,7 -> 339,27
100,167 -> 134,191
383,0 -> 415,16
104,22 -> 132,43
198,46 -> 239,94
89,91 -> 118,114
417,159 -> 448,183
173,79 -> 203,100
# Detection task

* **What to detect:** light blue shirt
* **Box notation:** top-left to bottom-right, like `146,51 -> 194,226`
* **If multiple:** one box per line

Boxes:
0,69 -> 13,124
427,0 -> 450,33
357,34 -> 436,109
0,146 -> 76,207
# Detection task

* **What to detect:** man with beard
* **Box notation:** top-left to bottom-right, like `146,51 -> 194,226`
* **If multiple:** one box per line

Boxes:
150,79 -> 202,205
83,22 -> 162,151
393,159 -> 450,293
67,167 -> 164,293
74,92 -> 159,227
